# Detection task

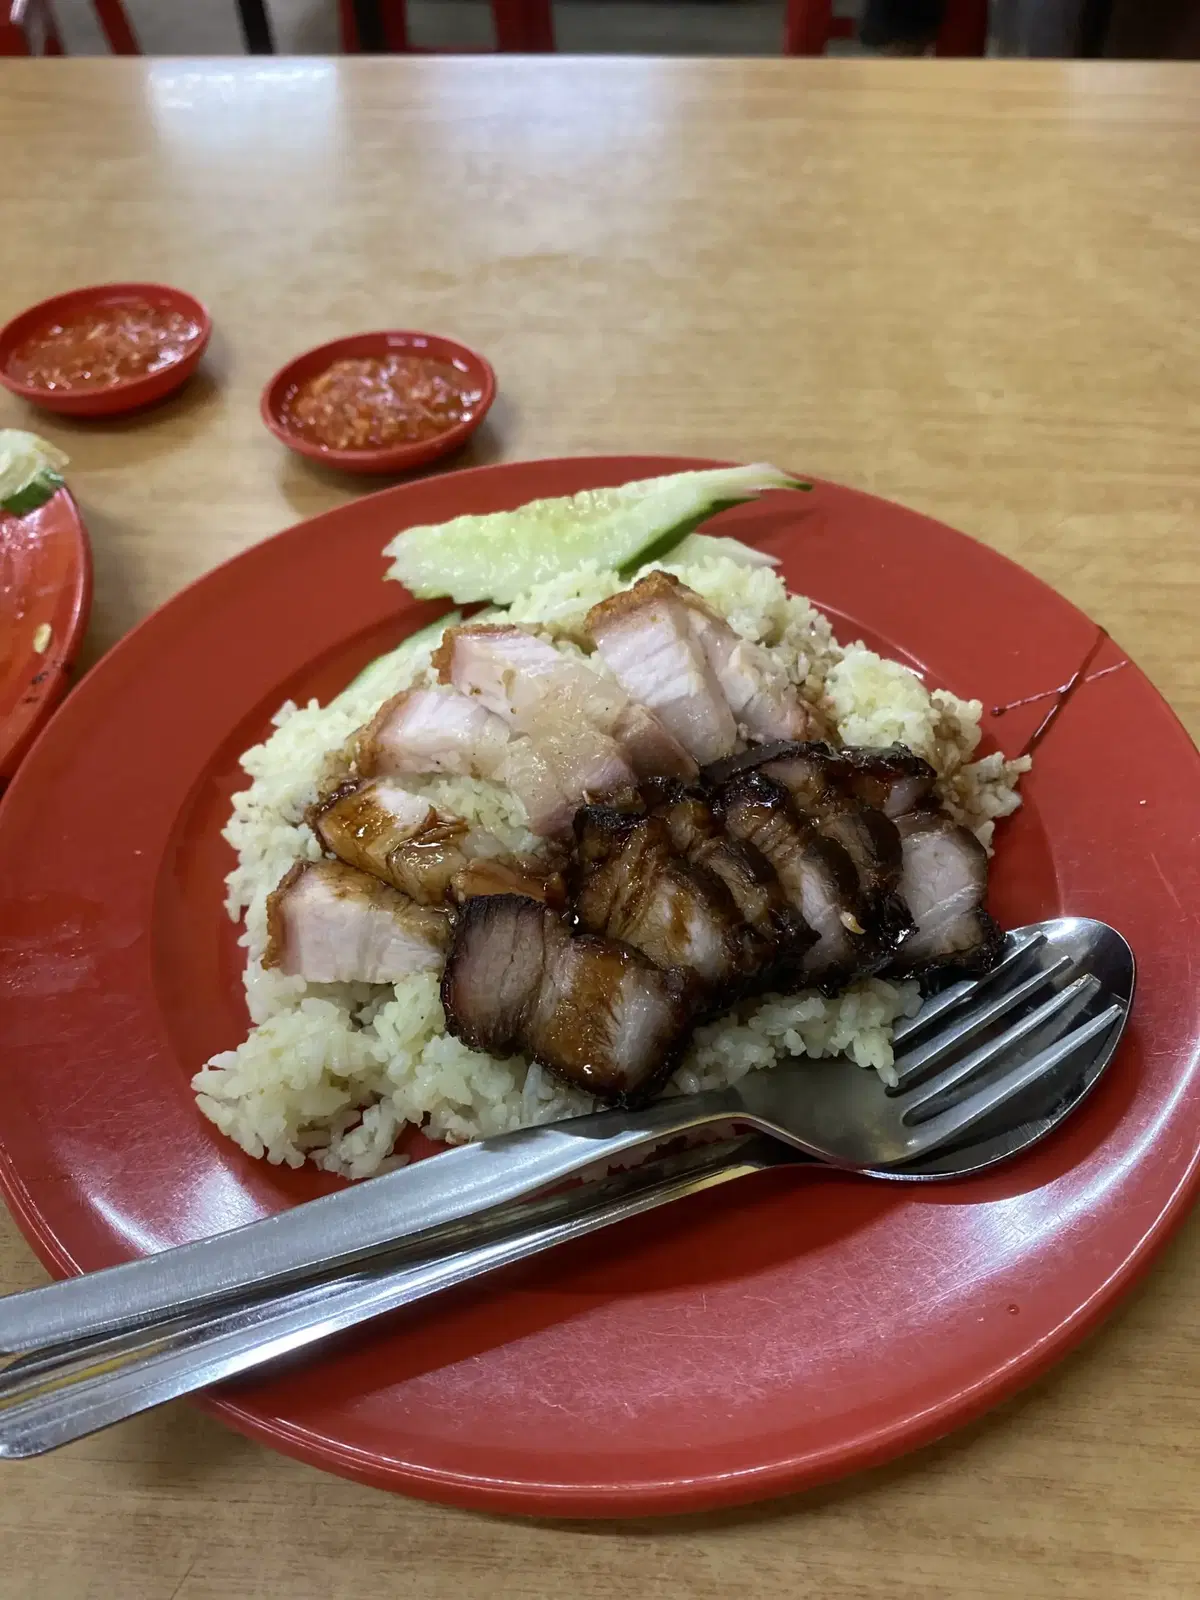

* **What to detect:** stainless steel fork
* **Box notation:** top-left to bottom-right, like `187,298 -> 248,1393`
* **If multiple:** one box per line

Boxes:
0,917 -> 1133,1360
0,915 -> 1133,1456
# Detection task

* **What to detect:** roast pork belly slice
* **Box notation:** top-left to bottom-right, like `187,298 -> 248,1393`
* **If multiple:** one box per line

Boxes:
888,811 -> 1004,979
263,859 -> 449,984
434,620 -> 697,786
571,806 -> 759,1007
678,591 -> 829,744
585,573 -> 738,765
441,894 -> 691,1102
356,684 -> 512,781
498,731 -> 635,839
611,702 -> 699,783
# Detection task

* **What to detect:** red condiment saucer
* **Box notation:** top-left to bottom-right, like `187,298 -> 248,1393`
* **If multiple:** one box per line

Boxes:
261,330 -> 496,475
0,487 -> 92,782
0,283 -> 211,418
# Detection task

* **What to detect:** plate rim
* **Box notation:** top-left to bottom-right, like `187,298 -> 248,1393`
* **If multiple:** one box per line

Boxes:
0,486 -> 92,782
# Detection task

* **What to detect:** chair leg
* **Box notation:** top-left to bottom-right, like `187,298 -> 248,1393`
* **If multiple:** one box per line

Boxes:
91,0 -> 139,53
784,0 -> 833,55
935,0 -> 989,55
493,0 -> 554,50
379,0 -> 409,50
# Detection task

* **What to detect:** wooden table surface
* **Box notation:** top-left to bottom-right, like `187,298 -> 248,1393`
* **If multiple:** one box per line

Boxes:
1,55 -> 1197,1600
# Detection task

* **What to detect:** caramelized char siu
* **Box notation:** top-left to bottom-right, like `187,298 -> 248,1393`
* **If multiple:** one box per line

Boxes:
572,806 -> 760,1007
713,771 -> 875,988
441,895 -> 691,1101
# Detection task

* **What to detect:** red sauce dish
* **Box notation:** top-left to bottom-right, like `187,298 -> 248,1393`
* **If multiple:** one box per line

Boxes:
0,283 -> 211,418
261,331 -> 496,475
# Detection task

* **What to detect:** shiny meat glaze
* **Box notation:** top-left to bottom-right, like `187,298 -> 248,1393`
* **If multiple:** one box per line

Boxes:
712,771 -> 875,987
263,860 -> 449,983
308,778 -> 479,906
311,778 -> 562,908
441,894 -> 691,1101
638,780 -> 817,979
448,856 -> 566,907
705,742 -> 912,942
706,741 -> 997,975
833,743 -> 937,819
572,806 -> 760,1006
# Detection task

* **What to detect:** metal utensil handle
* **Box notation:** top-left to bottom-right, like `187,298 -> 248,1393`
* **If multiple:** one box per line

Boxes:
0,1139 -> 771,1458
0,1089 -> 743,1356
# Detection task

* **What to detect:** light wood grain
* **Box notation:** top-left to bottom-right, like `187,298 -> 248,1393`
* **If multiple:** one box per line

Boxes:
0,56 -> 1197,1600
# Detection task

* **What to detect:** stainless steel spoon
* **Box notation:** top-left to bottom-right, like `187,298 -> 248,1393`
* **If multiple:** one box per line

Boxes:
0,917 -> 1133,1362
0,914 -> 1134,1455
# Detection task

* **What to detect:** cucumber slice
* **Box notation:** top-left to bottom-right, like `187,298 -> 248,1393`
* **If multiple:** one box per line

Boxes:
666,533 -> 781,570
0,430 -> 69,516
383,464 -> 808,603
331,610 -> 461,709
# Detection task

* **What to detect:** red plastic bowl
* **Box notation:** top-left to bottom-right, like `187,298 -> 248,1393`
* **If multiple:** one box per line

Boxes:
0,282 -> 211,417
261,330 -> 496,476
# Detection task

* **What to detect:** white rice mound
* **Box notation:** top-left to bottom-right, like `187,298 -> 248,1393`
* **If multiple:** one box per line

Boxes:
193,551 -> 1031,1179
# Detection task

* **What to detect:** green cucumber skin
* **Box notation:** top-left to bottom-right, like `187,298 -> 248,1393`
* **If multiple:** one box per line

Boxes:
341,609 -> 460,695
616,479 -> 812,577
1,470 -> 64,517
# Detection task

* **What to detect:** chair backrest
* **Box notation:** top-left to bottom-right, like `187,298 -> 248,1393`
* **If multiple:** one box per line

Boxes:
2,0 -> 62,54
338,0 -> 555,53
2,0 -> 139,54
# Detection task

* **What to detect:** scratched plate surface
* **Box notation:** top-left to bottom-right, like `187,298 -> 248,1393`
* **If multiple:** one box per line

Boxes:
0,458 -> 1197,1516
0,489 -> 91,782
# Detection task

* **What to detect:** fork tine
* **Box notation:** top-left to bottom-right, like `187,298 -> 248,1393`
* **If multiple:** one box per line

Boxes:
891,954 -> 1074,1087
899,974 -> 1100,1118
892,929 -> 1045,1044
905,1004 -> 1125,1159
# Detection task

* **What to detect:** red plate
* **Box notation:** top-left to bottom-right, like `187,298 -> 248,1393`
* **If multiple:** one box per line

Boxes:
0,488 -> 91,783
0,457 -> 1198,1517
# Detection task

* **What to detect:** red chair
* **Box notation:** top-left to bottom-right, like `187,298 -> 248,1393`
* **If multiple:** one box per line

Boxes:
338,0 -> 554,52
2,0 -> 139,54
785,0 -> 988,55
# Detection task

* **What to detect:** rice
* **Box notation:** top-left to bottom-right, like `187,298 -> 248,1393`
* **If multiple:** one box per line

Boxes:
193,549 -> 1030,1177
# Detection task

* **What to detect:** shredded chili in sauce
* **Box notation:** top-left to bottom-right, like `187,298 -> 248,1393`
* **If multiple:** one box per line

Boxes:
281,354 -> 483,452
9,301 -> 201,392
